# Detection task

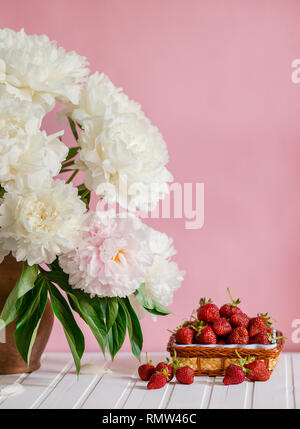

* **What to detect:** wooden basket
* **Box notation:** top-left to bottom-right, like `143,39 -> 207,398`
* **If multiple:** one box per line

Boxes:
167,331 -> 284,377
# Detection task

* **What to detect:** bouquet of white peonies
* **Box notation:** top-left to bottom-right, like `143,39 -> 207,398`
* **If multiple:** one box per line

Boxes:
0,28 -> 185,372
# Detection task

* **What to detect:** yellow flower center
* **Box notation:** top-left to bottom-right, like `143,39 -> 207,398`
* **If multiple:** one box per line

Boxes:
113,249 -> 125,263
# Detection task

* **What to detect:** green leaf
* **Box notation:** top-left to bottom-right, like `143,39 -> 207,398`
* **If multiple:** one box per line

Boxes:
105,298 -> 119,331
59,169 -> 74,173
67,294 -> 107,355
43,262 -> 107,355
68,117 -> 79,141
134,283 -> 171,316
66,169 -> 79,184
0,263 -> 38,327
119,298 -> 143,360
14,277 -> 48,365
106,304 -> 127,360
47,281 -> 84,374
64,146 -> 80,162
77,184 -> 91,209
42,265 -> 70,290
0,186 -> 5,199
61,160 -> 75,169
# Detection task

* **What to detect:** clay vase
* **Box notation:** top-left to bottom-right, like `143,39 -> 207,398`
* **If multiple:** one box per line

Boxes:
0,254 -> 54,374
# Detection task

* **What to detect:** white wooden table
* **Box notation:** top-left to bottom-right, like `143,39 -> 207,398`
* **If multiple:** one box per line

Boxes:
0,352 -> 299,409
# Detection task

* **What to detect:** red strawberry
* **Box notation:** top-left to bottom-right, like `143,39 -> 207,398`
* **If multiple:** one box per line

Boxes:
249,332 -> 270,345
138,353 -> 156,381
230,312 -> 249,329
223,364 -> 246,385
174,327 -> 194,345
248,313 -> 272,337
227,327 -> 249,344
195,325 -> 217,344
197,298 -> 220,323
223,350 -> 251,385
245,360 -> 270,382
250,331 -> 285,345
147,371 -> 168,390
217,339 -> 226,345
176,366 -> 195,384
219,288 -> 242,318
156,358 -> 174,381
212,317 -> 232,336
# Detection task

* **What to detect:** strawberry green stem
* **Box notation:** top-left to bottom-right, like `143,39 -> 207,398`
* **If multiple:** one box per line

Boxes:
227,288 -> 241,307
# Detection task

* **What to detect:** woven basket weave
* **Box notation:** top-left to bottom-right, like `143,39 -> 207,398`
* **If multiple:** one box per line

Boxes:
167,330 -> 284,376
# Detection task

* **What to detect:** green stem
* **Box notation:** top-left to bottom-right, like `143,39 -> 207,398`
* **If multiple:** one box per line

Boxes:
61,160 -> 75,168
66,169 -> 79,184
68,117 -> 79,141
60,169 -> 74,174
0,185 -> 5,199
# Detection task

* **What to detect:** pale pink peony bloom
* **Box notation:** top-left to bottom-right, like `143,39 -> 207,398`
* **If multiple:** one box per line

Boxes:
59,210 -> 153,298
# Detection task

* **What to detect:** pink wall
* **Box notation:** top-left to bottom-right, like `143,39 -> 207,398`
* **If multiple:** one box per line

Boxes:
1,0 -> 300,352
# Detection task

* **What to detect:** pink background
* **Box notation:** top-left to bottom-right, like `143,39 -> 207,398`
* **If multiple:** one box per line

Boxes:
1,0 -> 300,352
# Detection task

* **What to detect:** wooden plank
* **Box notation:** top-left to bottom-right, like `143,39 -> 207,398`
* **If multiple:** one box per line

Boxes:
291,353 -> 300,409
0,352 -> 297,409
81,353 -> 141,409
39,353 -> 108,409
207,376 -> 253,409
0,353 -> 72,409
121,352 -> 175,409
252,353 -> 293,409
166,376 -> 212,409
0,372 -> 29,407
122,376 -> 173,410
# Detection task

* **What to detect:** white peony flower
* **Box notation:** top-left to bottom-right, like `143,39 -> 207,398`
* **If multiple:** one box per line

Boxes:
59,210 -> 153,298
129,227 -> 185,319
61,72 -> 173,211
59,208 -> 184,304
145,256 -> 185,306
0,28 -> 89,110
0,125 -> 67,192
76,112 -> 173,211
0,85 -> 45,134
70,72 -> 142,124
0,180 -> 86,265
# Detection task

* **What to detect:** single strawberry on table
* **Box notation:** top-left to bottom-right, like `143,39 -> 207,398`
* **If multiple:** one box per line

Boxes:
212,317 -> 232,336
147,368 -> 169,390
138,352 -> 156,381
227,326 -> 249,344
176,366 -> 195,385
197,298 -> 220,323
219,288 -> 242,319
171,352 -> 195,385
223,364 -> 246,385
223,351 -> 252,385
156,357 -> 174,381
244,360 -> 270,382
